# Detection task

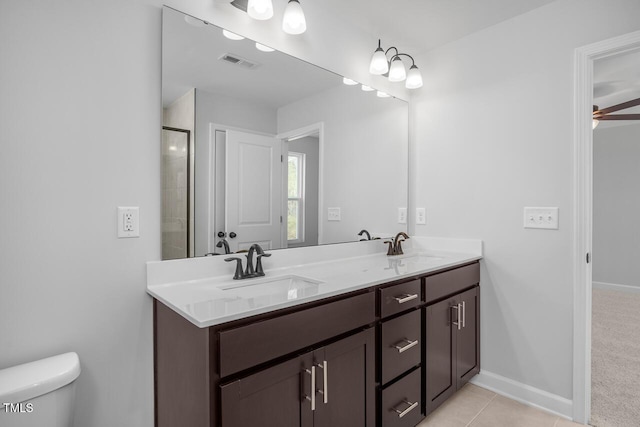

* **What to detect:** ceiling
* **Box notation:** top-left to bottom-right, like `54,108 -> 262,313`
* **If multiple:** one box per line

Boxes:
324,0 -> 558,54
594,49 -> 640,128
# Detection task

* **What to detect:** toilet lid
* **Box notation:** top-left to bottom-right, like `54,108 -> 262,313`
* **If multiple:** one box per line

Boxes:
0,352 -> 81,403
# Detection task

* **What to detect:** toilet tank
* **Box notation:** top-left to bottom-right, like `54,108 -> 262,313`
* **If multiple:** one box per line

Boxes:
0,352 -> 81,427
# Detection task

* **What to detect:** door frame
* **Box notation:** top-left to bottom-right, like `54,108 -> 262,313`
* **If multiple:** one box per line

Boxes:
572,30 -> 640,424
277,122 -> 325,245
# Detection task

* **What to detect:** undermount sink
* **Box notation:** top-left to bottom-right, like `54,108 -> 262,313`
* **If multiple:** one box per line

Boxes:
219,275 -> 323,300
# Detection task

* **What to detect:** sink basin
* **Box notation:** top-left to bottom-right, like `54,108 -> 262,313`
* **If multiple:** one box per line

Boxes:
219,275 -> 323,300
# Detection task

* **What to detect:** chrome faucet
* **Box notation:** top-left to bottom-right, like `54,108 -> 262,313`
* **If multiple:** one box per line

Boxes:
358,229 -> 372,241
384,232 -> 409,256
216,238 -> 231,254
224,243 -> 271,280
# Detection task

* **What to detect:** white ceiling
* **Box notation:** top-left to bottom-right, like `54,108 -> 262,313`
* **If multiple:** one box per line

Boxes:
324,0 -> 558,54
594,49 -> 640,128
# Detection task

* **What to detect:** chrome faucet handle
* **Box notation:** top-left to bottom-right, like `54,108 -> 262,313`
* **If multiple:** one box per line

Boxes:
225,257 -> 245,280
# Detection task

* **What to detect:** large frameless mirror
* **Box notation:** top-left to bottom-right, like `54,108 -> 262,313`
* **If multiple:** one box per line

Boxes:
162,6 -> 409,259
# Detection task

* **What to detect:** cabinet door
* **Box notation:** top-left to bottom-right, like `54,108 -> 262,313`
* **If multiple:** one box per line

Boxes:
220,353 -> 314,427
424,297 -> 457,415
313,328 -> 375,427
456,286 -> 480,388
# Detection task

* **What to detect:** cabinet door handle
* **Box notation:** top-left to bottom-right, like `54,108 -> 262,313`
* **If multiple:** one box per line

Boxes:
392,338 -> 419,353
462,300 -> 466,328
304,366 -> 316,411
394,293 -> 418,304
392,399 -> 419,418
316,361 -> 328,404
451,303 -> 461,330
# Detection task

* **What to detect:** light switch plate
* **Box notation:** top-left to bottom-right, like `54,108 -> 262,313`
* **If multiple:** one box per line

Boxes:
118,207 -> 140,238
327,207 -> 341,221
398,208 -> 407,224
523,207 -> 559,230
416,208 -> 426,225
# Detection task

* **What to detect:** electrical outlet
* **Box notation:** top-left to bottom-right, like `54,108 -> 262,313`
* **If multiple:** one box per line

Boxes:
118,207 -> 140,238
523,207 -> 559,230
416,208 -> 426,225
398,208 -> 407,224
327,207 -> 341,221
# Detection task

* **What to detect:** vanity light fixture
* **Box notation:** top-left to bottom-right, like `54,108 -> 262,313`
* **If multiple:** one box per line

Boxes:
247,0 -> 274,20
369,39 -> 423,89
255,42 -> 275,52
342,77 -> 358,85
222,29 -> 245,40
231,0 -> 306,35
361,85 -> 374,92
282,0 -> 306,35
376,91 -> 390,98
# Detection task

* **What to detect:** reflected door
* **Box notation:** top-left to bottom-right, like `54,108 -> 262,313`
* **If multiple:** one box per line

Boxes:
225,130 -> 283,252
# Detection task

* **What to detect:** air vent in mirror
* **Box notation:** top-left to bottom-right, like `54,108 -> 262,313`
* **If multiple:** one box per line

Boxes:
218,53 -> 260,70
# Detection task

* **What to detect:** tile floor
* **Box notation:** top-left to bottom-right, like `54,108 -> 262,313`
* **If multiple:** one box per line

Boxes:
417,384 -> 585,427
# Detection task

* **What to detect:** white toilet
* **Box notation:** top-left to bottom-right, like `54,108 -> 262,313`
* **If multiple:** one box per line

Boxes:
0,352 -> 81,427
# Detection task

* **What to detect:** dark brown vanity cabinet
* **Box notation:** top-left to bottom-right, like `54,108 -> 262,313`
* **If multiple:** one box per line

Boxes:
424,263 -> 480,415
220,328 -> 375,427
154,261 -> 480,427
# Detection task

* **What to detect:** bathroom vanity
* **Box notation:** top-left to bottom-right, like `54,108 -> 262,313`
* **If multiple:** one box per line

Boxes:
149,240 -> 481,427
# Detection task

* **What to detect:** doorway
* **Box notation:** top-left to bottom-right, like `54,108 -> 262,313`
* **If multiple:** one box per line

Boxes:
573,30 -> 640,424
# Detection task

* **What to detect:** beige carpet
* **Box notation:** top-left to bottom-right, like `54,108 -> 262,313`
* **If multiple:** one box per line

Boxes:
591,288 -> 640,427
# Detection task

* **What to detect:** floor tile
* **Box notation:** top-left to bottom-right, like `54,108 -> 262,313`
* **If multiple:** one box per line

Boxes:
468,395 -> 558,427
417,384 -> 496,427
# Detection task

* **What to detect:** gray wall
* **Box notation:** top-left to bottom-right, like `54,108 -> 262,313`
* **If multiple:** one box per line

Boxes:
593,123 -> 640,288
411,0 -> 640,403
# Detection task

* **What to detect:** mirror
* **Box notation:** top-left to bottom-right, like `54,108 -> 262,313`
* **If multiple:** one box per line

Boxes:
162,7 -> 409,259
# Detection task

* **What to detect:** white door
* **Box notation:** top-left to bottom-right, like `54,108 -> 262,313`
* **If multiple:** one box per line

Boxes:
225,130 -> 283,252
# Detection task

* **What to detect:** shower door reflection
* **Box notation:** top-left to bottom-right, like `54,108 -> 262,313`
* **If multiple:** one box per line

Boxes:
162,126 -> 191,260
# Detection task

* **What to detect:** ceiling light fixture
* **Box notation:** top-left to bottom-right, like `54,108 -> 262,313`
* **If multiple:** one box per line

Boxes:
231,0 -> 306,35
369,39 -> 423,89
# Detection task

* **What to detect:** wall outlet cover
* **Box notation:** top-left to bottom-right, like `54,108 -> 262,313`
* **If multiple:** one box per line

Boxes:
416,208 -> 426,225
398,207 -> 407,224
118,206 -> 140,238
327,207 -> 341,221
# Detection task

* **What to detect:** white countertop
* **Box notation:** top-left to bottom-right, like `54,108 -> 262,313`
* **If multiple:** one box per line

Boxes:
147,237 -> 482,328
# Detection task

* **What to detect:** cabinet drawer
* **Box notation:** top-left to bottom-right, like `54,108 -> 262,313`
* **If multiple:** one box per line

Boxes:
424,262 -> 479,304
381,368 -> 422,427
381,309 -> 421,384
219,291 -> 375,377
380,279 -> 421,318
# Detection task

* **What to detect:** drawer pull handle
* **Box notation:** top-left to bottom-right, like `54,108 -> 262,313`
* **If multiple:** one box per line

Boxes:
392,339 -> 419,353
316,361 -> 328,404
451,303 -> 462,330
392,399 -> 419,418
304,366 -> 316,411
394,293 -> 418,304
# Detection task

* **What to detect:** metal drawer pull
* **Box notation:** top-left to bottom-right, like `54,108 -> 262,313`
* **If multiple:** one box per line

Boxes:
462,300 -> 466,328
304,366 -> 316,411
316,361 -> 328,404
394,293 -> 418,304
392,399 -> 419,418
392,339 -> 419,353
452,303 -> 461,330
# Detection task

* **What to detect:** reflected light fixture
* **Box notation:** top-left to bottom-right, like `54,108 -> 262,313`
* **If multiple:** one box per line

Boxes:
255,42 -> 275,52
282,0 -> 306,35
247,0 -> 274,20
342,77 -> 358,86
361,85 -> 374,92
376,91 -> 390,98
223,29 -> 245,40
231,0 -> 306,35
368,39 -> 423,89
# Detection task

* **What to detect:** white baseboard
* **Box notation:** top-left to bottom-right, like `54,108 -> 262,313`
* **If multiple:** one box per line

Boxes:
470,370 -> 573,420
593,281 -> 640,293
